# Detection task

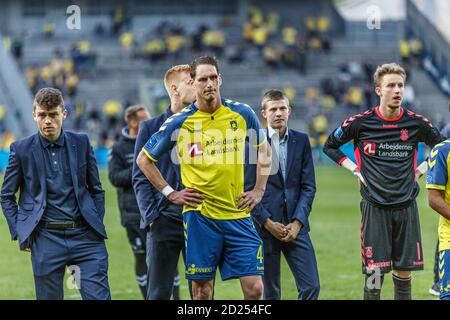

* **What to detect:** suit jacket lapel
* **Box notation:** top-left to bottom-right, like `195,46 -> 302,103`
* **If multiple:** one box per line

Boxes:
32,134 -> 47,194
285,129 -> 297,180
65,132 -> 79,192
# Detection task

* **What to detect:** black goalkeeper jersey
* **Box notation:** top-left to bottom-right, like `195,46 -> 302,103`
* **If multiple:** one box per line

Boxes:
323,106 -> 444,208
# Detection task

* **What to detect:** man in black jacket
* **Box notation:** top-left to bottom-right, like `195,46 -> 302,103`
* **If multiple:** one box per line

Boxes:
108,104 -> 151,298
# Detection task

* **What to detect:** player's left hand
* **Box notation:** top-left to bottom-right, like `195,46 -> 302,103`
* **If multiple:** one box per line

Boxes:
236,188 -> 265,212
281,220 -> 302,242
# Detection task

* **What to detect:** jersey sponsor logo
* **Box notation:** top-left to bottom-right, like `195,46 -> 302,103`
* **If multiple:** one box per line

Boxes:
366,260 -> 391,270
188,142 -> 203,157
363,142 -> 413,158
363,142 -> 376,156
230,120 -> 238,131
147,136 -> 157,148
400,129 -> 409,141
365,246 -> 373,259
383,124 -> 398,128
186,264 -> 212,275
334,126 -> 344,140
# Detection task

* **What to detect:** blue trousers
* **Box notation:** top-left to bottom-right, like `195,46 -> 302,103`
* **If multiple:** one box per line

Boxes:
261,232 -> 320,300
439,250 -> 450,300
30,225 -> 111,300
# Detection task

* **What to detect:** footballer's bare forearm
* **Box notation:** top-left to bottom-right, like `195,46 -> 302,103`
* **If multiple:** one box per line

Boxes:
255,142 -> 272,191
136,150 -> 171,192
428,189 -> 450,220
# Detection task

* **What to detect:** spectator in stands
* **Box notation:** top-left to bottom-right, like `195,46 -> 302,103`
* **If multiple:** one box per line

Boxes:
191,24 -> 208,52
111,7 -> 125,36
26,65 -> 40,95
363,60 -> 375,83
399,39 -> 410,65
410,37 -> 423,66
94,22 -> 107,37
296,37 -> 307,75
65,73 -> 79,99
249,5 -> 264,27
345,85 -> 364,112
284,84 -> 296,108
120,31 -> 135,58
11,33 -> 24,65
142,38 -> 166,62
266,11 -> 279,37
242,21 -> 254,44
103,99 -> 123,134
43,22 -> 55,39
321,36 -> 331,54
320,95 -> 336,112
1,131 -> 16,151
263,44 -> 281,71
226,44 -> 245,64
310,114 -> 329,145
252,25 -> 268,52
166,33 -> 185,62
283,26 -> 298,48
364,83 -> 374,110
305,16 -> 317,39
317,16 -> 330,35
202,29 -> 225,57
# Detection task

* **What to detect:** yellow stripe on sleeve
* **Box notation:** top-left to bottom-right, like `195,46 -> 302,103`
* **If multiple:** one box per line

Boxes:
142,148 -> 158,162
426,184 -> 446,190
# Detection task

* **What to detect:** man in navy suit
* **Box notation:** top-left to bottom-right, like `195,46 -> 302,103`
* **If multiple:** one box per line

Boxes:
133,64 -> 194,299
1,87 -> 110,300
251,89 -> 320,300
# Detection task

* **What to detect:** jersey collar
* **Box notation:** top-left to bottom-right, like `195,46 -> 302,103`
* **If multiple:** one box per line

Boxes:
375,106 -> 404,122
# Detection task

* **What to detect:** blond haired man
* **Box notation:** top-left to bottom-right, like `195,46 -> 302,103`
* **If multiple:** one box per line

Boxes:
324,63 -> 443,300
132,64 -> 195,299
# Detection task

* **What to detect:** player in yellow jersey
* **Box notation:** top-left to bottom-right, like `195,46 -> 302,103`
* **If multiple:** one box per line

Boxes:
136,56 -> 272,300
427,139 -> 450,300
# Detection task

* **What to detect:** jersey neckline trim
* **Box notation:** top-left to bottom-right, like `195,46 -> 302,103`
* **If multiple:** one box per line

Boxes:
374,106 -> 404,122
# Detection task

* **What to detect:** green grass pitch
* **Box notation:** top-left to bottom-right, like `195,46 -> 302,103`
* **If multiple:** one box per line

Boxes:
0,167 -> 440,299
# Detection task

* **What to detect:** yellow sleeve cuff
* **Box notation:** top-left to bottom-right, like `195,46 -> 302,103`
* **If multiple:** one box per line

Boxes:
426,184 -> 446,190
142,148 -> 158,162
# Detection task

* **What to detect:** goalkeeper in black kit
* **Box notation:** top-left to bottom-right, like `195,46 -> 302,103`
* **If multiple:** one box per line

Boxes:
323,63 -> 444,300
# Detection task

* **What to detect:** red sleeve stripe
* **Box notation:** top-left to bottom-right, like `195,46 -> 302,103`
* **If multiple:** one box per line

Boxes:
338,156 -> 348,166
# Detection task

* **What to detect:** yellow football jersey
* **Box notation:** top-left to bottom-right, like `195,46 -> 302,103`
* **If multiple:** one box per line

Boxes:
426,140 -> 450,251
143,99 -> 266,220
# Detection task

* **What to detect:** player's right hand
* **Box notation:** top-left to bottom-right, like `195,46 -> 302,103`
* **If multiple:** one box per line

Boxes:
167,188 -> 204,207
353,168 -> 367,187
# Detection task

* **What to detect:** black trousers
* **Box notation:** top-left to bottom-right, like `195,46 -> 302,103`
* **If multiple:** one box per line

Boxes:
146,214 -> 187,300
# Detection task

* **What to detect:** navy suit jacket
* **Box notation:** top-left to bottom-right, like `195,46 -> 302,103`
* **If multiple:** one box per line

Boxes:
133,107 -> 181,229
248,128 -> 316,236
1,131 -> 107,248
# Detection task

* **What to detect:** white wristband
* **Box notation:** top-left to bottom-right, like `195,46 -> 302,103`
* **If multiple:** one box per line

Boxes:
161,185 -> 175,197
341,158 -> 358,173
416,160 -> 428,175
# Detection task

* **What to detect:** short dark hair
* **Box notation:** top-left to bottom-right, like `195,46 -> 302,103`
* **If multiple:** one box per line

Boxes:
261,89 -> 289,110
124,104 -> 147,124
190,55 -> 219,80
33,87 -> 64,110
